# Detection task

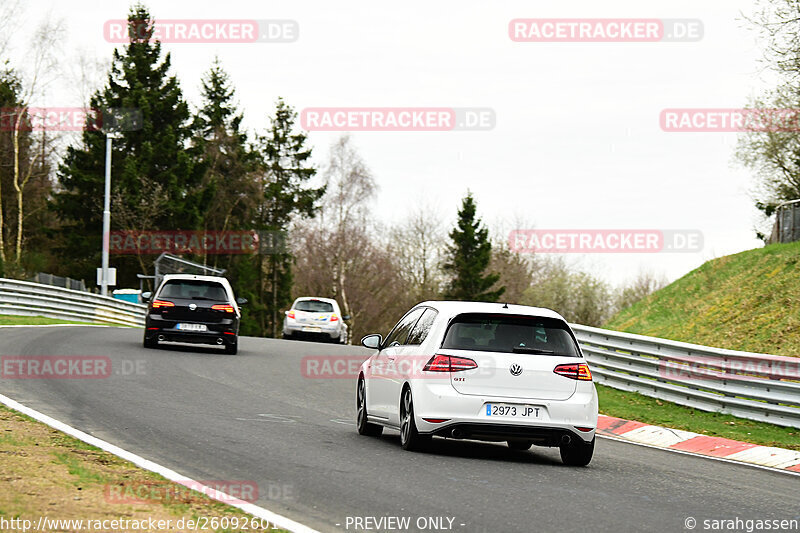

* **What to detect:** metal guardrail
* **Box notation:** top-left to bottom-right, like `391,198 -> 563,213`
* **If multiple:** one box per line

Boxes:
0,278 -> 145,327
571,324 -> 800,428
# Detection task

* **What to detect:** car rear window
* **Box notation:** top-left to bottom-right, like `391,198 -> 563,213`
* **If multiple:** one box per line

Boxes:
441,314 -> 580,356
158,280 -> 228,301
295,300 -> 334,313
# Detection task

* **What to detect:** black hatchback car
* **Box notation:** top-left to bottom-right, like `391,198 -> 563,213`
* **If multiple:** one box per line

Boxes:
142,274 -> 246,354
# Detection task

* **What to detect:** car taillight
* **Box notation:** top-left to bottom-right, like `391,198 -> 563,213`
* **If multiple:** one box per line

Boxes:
423,354 -> 478,372
553,363 -> 592,381
287,311 -> 295,319
330,315 -> 339,322
151,300 -> 174,309
211,304 -> 235,313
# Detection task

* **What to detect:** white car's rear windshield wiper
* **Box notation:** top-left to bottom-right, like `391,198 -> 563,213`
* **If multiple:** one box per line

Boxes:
511,347 -> 555,355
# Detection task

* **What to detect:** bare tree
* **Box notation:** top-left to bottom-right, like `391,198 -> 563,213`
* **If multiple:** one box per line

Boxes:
390,201 -> 447,302
521,257 -> 613,326
320,134 -> 377,332
8,15 -> 64,267
613,270 -> 668,314
0,0 -> 23,60
738,1 -> 800,231
111,180 -> 171,286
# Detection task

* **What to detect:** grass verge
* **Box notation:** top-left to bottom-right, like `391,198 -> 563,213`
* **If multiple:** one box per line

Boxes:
0,314 -> 93,326
598,384 -> 800,451
604,241 -> 800,356
0,403 -> 288,532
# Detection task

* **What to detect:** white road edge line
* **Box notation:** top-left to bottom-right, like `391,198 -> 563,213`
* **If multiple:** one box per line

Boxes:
0,393 -> 320,533
597,434 -> 800,477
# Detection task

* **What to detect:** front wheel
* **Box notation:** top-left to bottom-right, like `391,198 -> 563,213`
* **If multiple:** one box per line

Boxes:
399,388 -> 430,451
356,378 -> 383,437
560,437 -> 595,466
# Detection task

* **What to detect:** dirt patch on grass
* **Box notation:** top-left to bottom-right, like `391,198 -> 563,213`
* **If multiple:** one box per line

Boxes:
0,405 -> 282,532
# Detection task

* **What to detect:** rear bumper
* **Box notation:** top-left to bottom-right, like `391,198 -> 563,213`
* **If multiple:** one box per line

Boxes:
429,423 -> 591,446
283,322 -> 341,340
411,380 -> 598,444
145,316 -> 238,346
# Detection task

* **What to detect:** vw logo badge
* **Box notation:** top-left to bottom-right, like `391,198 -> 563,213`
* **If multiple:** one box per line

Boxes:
509,364 -> 523,376
189,303 -> 197,311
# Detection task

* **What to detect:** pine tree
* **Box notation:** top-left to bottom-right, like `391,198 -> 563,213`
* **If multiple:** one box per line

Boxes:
191,59 -> 258,253
443,193 -> 505,302
52,3 -> 200,285
190,58 -> 262,334
255,98 -> 325,336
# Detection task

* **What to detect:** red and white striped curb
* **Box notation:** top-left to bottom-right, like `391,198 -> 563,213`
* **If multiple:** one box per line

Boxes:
597,414 -> 800,472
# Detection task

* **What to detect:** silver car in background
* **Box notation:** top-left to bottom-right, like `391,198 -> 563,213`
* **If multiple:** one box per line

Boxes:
282,297 -> 350,344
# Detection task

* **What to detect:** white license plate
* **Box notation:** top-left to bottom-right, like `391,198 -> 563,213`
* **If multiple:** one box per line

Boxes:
485,403 -> 541,418
177,323 -> 207,332
302,326 -> 322,333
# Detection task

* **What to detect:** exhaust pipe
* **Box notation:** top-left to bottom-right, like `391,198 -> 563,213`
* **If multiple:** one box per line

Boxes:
560,434 -> 572,446
157,335 -> 165,342
216,338 -> 224,345
450,428 -> 464,439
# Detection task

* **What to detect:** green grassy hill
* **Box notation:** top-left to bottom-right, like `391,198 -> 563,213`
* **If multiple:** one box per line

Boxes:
605,241 -> 800,356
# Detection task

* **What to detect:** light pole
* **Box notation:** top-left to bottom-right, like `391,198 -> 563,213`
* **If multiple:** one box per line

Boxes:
101,132 -> 120,296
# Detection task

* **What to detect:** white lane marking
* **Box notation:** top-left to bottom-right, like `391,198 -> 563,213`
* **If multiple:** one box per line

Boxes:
0,393 -> 320,533
598,434 -> 800,477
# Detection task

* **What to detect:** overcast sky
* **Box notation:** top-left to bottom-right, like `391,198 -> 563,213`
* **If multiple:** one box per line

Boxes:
11,0 -> 775,286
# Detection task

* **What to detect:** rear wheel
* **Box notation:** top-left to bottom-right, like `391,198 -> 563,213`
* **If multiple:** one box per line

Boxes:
399,388 -> 430,451
356,378 -> 383,436
560,437 -> 595,466
143,333 -> 158,349
225,339 -> 238,355
507,440 -> 533,451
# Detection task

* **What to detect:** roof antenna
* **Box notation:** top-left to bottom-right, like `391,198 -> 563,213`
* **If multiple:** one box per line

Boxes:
502,302 -> 508,309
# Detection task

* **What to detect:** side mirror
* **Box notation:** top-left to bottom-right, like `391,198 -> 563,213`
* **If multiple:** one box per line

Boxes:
236,297 -> 248,306
361,334 -> 382,350
342,315 -> 351,321
141,292 -> 152,303
284,309 -> 292,316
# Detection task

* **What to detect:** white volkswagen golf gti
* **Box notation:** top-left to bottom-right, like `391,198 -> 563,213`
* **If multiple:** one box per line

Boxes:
356,301 -> 598,465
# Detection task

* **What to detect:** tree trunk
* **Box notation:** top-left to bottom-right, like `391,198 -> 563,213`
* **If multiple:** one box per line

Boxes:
12,114 -> 22,265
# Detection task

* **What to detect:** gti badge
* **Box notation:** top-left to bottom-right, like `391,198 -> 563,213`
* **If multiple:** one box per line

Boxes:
509,364 -> 523,376
189,303 -> 197,311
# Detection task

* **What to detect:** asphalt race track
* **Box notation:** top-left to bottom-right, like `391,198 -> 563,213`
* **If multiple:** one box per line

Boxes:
1,326 -> 797,533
